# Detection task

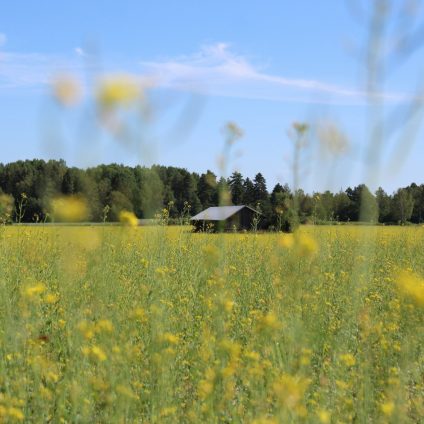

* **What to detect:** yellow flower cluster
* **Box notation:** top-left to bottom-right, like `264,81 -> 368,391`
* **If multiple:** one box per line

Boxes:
50,196 -> 88,222
396,270 -> 424,306
119,210 -> 139,227
97,75 -> 140,109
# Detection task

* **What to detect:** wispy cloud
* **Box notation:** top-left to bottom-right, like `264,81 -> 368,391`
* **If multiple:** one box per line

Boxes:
74,47 -> 90,59
140,43 -> 409,105
0,50 -> 83,90
0,33 -> 6,47
0,42 -> 413,104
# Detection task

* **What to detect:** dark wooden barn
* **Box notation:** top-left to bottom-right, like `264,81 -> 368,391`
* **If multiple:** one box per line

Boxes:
190,205 -> 259,232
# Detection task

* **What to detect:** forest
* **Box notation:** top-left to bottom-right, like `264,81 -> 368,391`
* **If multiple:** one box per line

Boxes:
0,159 -> 423,226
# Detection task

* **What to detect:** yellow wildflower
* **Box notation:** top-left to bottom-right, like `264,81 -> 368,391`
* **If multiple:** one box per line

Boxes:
39,385 -> 53,400
317,121 -> 349,155
46,371 -> 59,383
159,407 -> 177,418
52,74 -> 81,106
95,319 -> 114,333
132,307 -> 147,322
273,374 -> 310,411
116,384 -> 138,400
396,270 -> 424,306
257,311 -> 281,332
119,210 -> 138,227
317,410 -> 331,423
198,367 -> 216,400
223,299 -> 234,312
198,380 -> 214,400
380,401 -> 395,416
97,74 -> 140,109
91,346 -> 107,362
223,121 -> 244,144
162,333 -> 179,345
89,376 -> 109,391
278,233 -> 294,249
77,321 -> 94,340
335,380 -> 349,390
295,233 -> 318,257
25,283 -> 46,297
339,353 -> 356,367
7,407 -> 24,421
252,417 -> 278,424
220,339 -> 241,359
45,293 -> 59,304
51,196 -> 88,222
244,350 -> 260,361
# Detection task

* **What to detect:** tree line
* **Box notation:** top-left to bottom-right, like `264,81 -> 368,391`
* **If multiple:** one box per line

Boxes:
0,159 -> 423,227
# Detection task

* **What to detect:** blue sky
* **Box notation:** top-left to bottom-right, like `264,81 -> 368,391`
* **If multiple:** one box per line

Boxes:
1,1 -> 424,193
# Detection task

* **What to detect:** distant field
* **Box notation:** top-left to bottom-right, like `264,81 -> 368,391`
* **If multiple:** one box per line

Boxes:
0,225 -> 423,422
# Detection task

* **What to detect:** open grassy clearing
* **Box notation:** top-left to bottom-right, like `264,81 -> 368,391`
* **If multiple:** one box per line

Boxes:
0,225 -> 423,422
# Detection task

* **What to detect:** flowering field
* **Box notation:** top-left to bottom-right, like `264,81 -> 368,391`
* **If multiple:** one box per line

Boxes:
0,225 -> 423,423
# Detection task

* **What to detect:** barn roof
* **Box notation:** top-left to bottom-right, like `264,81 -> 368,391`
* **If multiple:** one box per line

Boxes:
190,205 -> 258,221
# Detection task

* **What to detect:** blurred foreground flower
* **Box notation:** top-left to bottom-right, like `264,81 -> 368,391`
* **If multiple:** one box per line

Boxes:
273,373 -> 310,414
97,74 -> 141,109
396,270 -> 424,306
380,401 -> 395,417
4,407 -> 24,421
317,121 -> 349,155
119,210 -> 138,227
278,233 -> 294,249
256,311 -> 282,333
223,121 -> 244,145
52,74 -> 81,106
339,353 -> 356,367
25,283 -> 46,298
51,196 -> 88,222
82,345 -> 107,362
295,233 -> 318,257
317,410 -> 331,423
293,122 -> 309,134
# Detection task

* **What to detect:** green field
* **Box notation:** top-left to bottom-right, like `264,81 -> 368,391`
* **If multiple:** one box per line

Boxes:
0,225 -> 423,422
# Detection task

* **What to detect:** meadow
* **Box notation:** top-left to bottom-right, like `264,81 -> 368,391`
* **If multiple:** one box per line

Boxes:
0,225 -> 423,423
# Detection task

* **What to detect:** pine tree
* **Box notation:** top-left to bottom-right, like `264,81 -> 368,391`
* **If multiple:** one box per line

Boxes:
252,173 -> 271,226
228,171 -> 245,205
242,178 -> 255,206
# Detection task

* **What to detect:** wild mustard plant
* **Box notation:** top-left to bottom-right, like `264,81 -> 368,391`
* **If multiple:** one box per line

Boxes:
0,225 -> 422,422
